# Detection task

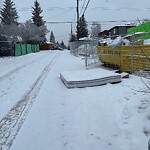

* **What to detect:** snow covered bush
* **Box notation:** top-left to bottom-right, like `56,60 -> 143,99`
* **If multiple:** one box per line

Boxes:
18,20 -> 48,44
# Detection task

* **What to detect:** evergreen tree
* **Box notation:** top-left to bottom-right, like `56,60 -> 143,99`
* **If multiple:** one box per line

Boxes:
50,31 -> 55,43
60,40 -> 66,49
0,0 -> 19,25
76,15 -> 88,39
76,24 -> 80,40
56,41 -> 59,46
69,33 -> 76,42
31,1 -> 48,43
32,0 -> 44,27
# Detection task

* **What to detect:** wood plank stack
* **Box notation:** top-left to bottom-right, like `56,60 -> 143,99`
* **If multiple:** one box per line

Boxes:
60,68 -> 121,88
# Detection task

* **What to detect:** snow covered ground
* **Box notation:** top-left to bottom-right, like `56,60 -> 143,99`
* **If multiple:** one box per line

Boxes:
0,50 -> 150,150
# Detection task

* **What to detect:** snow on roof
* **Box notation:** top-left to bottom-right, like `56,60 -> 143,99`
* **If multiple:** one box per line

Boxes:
109,24 -> 135,31
79,37 -> 92,41
46,41 -> 54,44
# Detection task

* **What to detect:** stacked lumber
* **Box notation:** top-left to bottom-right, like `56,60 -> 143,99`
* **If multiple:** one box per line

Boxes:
60,68 -> 121,88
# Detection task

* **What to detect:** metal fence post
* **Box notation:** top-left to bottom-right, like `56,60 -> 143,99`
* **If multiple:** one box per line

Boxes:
85,43 -> 88,69
131,33 -> 134,74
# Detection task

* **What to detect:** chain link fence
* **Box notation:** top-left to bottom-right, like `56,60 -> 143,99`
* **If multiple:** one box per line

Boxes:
70,39 -> 99,69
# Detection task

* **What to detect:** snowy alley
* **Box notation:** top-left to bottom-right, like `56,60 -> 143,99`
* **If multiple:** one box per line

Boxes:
0,50 -> 150,150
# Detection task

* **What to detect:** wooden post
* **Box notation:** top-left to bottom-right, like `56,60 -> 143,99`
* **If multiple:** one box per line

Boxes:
76,0 -> 79,23
131,33 -> 134,74
76,0 -> 80,40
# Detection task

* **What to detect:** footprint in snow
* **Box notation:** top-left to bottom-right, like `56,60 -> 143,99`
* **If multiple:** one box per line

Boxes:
63,142 -> 68,147
143,127 -> 150,137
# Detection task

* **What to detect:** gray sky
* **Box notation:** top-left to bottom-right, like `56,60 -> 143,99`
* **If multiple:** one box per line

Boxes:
2,0 -> 150,44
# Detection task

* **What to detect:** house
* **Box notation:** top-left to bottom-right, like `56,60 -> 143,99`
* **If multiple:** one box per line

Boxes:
40,42 -> 54,50
127,21 -> 150,43
109,25 -> 135,38
98,30 -> 109,38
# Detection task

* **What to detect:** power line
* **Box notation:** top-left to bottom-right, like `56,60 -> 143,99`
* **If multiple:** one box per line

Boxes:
45,7 -> 75,11
46,21 -> 73,24
46,19 -> 140,24
80,0 -> 87,16
17,6 -> 150,12
45,8 -> 74,20
82,0 -> 91,16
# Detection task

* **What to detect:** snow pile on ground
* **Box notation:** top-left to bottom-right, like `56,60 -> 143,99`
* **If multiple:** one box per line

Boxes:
99,37 -> 130,47
144,39 -> 150,45
0,50 -> 149,150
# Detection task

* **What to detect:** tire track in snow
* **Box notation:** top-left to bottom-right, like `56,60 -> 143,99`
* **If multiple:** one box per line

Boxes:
0,54 -> 49,82
0,53 -> 60,150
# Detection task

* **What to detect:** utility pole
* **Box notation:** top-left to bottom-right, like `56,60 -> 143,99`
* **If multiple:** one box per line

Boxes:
71,23 -> 73,35
76,0 -> 79,23
76,0 -> 80,40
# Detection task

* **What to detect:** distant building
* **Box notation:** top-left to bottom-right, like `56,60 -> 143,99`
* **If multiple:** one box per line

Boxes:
109,25 -> 135,38
98,30 -> 109,38
99,25 -> 135,39
40,42 -> 54,50
127,21 -> 150,42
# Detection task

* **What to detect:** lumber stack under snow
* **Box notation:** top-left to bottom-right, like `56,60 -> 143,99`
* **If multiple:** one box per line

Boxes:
60,68 -> 121,88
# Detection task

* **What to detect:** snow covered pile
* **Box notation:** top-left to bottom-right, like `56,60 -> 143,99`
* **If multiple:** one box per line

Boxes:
144,39 -> 150,45
99,38 -> 112,46
60,68 -> 121,88
99,37 -> 130,47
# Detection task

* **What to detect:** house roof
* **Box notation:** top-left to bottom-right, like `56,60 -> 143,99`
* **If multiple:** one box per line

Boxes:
109,25 -> 135,31
46,41 -> 54,44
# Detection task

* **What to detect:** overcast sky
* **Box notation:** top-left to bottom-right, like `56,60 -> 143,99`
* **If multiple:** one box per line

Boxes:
1,0 -> 150,44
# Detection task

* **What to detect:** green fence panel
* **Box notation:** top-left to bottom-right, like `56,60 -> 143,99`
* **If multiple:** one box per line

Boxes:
37,44 -> 40,52
31,44 -> 39,53
21,44 -> 27,55
31,44 -> 35,53
27,44 -> 32,54
15,44 -> 22,56
36,44 -> 40,52
15,44 -> 39,56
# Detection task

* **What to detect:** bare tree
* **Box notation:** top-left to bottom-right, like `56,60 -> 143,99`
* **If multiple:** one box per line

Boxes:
90,22 -> 101,39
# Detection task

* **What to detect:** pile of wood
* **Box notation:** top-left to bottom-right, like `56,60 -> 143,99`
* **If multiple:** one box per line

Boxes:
60,68 -> 121,88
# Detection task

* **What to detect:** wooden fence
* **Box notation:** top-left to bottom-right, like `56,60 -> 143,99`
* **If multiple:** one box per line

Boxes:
96,45 -> 150,72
